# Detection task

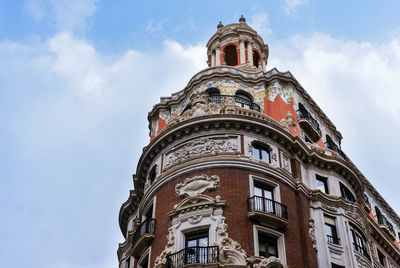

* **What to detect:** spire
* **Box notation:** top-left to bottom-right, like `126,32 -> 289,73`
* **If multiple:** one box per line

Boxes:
217,21 -> 224,29
239,15 -> 246,23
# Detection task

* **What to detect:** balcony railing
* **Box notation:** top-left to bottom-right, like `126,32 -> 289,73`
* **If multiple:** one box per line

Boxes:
353,243 -> 371,262
327,235 -> 340,245
247,196 -> 288,220
297,108 -> 322,138
377,214 -> 395,235
166,246 -> 219,268
132,218 -> 156,248
324,142 -> 346,159
209,95 -> 261,112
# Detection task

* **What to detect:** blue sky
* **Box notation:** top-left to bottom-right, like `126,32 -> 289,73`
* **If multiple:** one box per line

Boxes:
1,1 -> 400,267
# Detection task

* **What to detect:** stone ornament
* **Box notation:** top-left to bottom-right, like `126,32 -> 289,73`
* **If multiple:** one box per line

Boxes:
309,218 -> 317,251
175,174 -> 220,198
165,137 -> 239,169
321,204 -> 338,212
280,151 -> 291,173
280,111 -> 296,133
253,256 -> 289,268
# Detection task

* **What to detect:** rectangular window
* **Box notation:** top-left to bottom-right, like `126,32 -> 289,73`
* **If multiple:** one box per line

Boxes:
316,175 -> 329,194
258,234 -> 278,258
185,231 -> 209,264
324,215 -> 339,245
340,183 -> 355,202
252,144 -> 271,163
378,250 -> 386,267
254,184 -> 275,213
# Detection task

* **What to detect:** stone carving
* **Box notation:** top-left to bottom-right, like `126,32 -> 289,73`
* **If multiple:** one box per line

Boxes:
345,210 -> 367,233
321,204 -> 338,212
280,152 -> 291,173
280,111 -> 296,133
165,138 -> 239,168
219,237 -> 247,265
309,219 -> 317,251
154,228 -> 175,266
188,215 -> 202,224
253,257 -> 289,268
175,174 -> 220,198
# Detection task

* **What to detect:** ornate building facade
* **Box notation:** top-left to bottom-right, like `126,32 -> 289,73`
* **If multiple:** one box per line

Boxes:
118,17 -> 400,268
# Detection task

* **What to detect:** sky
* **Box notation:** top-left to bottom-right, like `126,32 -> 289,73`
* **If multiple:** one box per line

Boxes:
1,0 -> 400,267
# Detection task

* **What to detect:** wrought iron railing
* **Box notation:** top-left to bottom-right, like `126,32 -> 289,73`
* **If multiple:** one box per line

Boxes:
209,95 -> 261,112
132,218 -> 156,247
166,246 -> 219,268
327,235 -> 340,245
324,142 -> 346,159
296,108 -> 321,136
247,196 -> 288,220
377,214 -> 395,234
353,243 -> 371,261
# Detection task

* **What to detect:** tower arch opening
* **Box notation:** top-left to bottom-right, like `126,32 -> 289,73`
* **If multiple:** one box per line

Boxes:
224,45 -> 238,66
253,49 -> 260,68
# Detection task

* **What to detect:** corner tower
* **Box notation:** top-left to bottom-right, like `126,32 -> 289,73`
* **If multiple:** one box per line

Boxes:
118,17 -> 400,268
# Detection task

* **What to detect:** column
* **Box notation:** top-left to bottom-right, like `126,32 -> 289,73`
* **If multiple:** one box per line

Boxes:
247,42 -> 253,66
239,39 -> 246,64
211,51 -> 216,67
216,47 -> 221,65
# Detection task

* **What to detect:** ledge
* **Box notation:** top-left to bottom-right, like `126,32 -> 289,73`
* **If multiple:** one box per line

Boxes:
132,233 -> 155,259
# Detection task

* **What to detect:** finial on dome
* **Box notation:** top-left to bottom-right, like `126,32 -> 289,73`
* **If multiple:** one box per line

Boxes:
239,15 -> 246,23
217,21 -> 224,29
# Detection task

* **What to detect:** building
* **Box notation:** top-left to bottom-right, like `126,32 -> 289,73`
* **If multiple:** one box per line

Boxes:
118,16 -> 400,268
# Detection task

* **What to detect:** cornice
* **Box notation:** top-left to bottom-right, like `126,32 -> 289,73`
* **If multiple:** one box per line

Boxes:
119,112 -> 366,235
147,66 -> 342,141
369,217 -> 400,264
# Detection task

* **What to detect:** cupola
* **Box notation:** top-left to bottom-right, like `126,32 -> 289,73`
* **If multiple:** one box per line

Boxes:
206,16 -> 269,71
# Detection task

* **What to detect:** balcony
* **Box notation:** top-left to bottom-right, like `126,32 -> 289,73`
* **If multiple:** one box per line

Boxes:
209,95 -> 261,112
131,218 -> 156,258
166,246 -> 219,268
297,108 -> 321,142
376,214 -> 396,240
324,142 -> 346,159
247,196 -> 288,229
327,235 -> 340,245
353,243 -> 371,262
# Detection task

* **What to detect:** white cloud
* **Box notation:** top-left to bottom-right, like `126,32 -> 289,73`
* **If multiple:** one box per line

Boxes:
282,0 -> 310,15
249,12 -> 272,38
146,18 -> 169,33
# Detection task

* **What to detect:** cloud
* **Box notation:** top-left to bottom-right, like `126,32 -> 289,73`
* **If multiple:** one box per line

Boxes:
0,33 -> 206,268
146,18 -> 169,34
24,0 -> 98,32
269,32 -> 400,213
249,12 -> 272,38
282,0 -> 310,15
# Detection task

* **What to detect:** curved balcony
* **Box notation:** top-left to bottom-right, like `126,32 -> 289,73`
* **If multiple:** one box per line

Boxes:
166,246 -> 219,268
131,218 -> 156,258
297,108 -> 321,142
353,243 -> 371,262
324,141 -> 346,159
209,95 -> 261,112
247,196 -> 288,229
376,214 -> 396,240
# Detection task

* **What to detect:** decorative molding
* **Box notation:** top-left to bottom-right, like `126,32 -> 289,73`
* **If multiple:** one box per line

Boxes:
280,151 -> 291,173
175,174 -> 220,198
321,204 -> 338,212
309,218 -> 317,251
165,137 -> 239,169
251,256 -> 289,268
280,111 -> 296,133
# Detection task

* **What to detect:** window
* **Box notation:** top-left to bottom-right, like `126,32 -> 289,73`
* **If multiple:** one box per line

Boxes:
316,175 -> 329,194
185,231 -> 209,264
331,264 -> 345,268
144,205 -> 153,220
378,250 -> 386,267
148,166 -> 156,184
340,183 -> 355,202
350,225 -> 369,259
324,215 -> 339,245
205,87 -> 221,104
253,183 -> 274,213
224,45 -> 238,66
258,234 -> 278,258
253,50 -> 260,68
252,143 -> 271,163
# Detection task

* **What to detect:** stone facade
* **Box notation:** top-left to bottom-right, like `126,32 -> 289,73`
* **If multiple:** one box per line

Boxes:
118,17 -> 400,268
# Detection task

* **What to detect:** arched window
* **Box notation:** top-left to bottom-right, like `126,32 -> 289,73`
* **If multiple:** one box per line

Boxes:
253,50 -> 260,68
339,182 -> 355,202
235,91 -> 253,109
148,166 -> 156,185
205,87 -> 221,104
224,45 -> 238,66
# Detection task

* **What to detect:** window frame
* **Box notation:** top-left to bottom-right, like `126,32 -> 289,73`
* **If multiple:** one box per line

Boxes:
340,182 -> 355,202
253,225 -> 287,264
324,215 -> 339,245
251,142 -> 271,163
316,174 -> 329,194
377,249 -> 386,267
249,175 -> 281,204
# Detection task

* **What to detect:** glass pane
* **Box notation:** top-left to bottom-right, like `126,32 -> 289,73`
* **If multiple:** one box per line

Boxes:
252,147 -> 260,160
259,242 -> 266,257
268,244 -> 277,257
254,186 -> 262,197
198,237 -> 208,247
261,149 -> 269,162
325,224 -> 333,236
187,239 -> 197,247
264,189 -> 273,200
